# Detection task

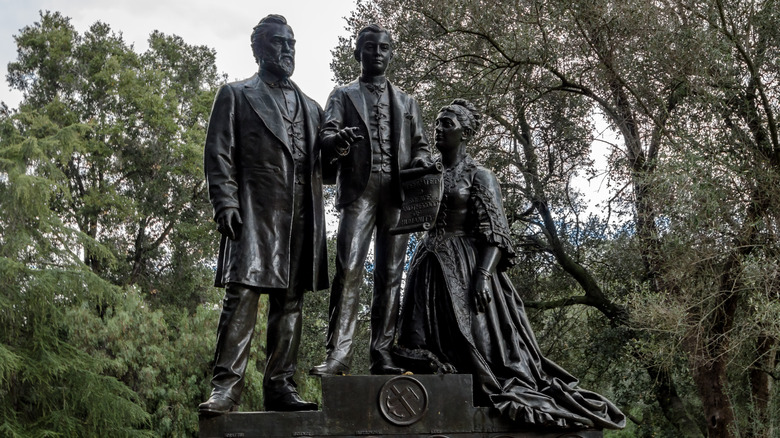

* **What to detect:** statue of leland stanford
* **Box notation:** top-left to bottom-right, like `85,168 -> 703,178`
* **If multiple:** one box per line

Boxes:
200,14 -> 329,416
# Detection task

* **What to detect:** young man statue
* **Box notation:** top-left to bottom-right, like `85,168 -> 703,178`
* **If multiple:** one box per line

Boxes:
311,24 -> 432,377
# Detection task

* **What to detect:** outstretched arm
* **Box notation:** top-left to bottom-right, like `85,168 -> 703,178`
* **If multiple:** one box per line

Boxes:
320,89 -> 363,157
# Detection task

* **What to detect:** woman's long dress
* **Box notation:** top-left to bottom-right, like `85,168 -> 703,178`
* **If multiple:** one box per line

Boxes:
398,156 -> 625,429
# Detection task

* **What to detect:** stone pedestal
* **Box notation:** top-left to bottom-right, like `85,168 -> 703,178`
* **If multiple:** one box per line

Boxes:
199,374 -> 602,438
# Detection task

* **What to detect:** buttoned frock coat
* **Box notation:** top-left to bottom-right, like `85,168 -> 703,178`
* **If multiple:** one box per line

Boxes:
205,73 -> 329,293
320,79 -> 430,209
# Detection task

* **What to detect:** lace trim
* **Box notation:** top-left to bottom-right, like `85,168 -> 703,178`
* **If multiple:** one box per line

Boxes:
470,181 -> 516,269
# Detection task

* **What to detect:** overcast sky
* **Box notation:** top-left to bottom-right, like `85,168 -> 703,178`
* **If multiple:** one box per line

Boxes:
0,0 -> 617,213
0,0 -> 358,108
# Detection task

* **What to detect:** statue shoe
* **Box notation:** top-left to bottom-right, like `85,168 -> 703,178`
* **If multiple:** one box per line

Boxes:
370,358 -> 405,375
198,395 -> 237,416
264,391 -> 318,412
309,358 -> 349,376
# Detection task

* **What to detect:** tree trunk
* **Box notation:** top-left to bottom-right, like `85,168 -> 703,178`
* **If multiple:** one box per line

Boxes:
689,248 -> 744,438
647,364 -> 705,437
747,334 -> 775,438
691,355 -> 736,438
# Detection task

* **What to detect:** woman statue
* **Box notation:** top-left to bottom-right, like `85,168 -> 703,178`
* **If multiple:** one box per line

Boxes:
396,99 -> 625,429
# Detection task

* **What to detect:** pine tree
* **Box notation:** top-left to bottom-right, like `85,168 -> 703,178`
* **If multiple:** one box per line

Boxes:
1,11 -> 227,436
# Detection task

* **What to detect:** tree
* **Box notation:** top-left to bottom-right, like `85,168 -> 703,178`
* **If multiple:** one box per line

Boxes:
1,11 -> 226,436
330,0 -> 780,436
6,11 -> 220,310
0,63 -> 153,438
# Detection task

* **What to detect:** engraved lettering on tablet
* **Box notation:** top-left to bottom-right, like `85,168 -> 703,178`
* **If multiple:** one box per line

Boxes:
391,165 -> 443,234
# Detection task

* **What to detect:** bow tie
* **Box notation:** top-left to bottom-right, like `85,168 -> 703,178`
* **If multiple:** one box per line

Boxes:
266,80 -> 293,90
364,82 -> 386,96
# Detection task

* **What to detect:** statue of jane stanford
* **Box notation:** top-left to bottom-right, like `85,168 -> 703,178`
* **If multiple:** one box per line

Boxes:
395,99 -> 626,430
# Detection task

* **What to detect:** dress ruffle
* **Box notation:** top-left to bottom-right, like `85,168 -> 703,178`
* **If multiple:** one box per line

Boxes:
470,180 -> 516,270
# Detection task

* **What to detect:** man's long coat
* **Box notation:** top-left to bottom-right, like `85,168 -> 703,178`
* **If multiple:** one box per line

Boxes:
204,73 -> 329,292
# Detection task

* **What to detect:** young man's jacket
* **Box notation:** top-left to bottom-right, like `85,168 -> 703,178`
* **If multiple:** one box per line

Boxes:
320,79 -> 430,209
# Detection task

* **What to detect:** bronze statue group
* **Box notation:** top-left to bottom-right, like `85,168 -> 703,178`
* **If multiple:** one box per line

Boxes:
200,14 -> 626,430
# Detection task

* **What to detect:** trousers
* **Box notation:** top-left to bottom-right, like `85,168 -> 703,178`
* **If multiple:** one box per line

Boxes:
208,183 -> 308,403
326,170 -> 407,368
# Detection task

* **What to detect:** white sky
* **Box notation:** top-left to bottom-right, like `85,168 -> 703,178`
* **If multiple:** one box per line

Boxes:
0,0 -> 358,108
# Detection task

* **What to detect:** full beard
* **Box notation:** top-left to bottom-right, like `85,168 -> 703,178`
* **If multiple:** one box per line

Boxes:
264,56 -> 295,79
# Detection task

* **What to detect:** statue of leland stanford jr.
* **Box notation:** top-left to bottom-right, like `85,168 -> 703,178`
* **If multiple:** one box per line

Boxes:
200,14 -> 328,416
310,24 -> 433,377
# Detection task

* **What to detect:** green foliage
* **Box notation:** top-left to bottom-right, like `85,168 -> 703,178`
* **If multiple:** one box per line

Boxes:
0,135 -> 152,436
1,10 -> 224,436
64,287 -> 222,436
3,2 -> 778,436
331,0 -> 780,436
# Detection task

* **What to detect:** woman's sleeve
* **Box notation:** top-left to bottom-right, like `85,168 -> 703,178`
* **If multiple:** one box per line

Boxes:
471,167 -> 517,271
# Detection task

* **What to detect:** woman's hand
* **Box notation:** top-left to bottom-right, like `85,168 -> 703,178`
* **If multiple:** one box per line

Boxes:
473,246 -> 500,313
473,269 -> 492,313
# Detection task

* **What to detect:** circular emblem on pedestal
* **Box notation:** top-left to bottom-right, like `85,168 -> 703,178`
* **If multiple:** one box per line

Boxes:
378,376 -> 429,426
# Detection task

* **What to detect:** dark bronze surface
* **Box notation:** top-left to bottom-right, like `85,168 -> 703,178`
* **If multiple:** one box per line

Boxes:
378,376 -> 429,426
390,163 -> 443,234
396,100 -> 625,429
199,374 -> 604,438
201,14 -> 327,413
313,24 -> 432,374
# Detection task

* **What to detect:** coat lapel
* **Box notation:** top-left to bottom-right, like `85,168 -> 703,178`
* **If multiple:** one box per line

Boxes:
291,81 -> 319,159
242,74 -> 291,153
345,80 -> 369,129
388,81 -> 404,149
